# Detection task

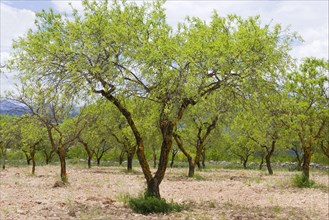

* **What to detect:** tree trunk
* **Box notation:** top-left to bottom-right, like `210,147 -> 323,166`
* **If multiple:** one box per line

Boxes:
1,150 -> 6,170
32,156 -> 36,175
146,179 -> 160,198
31,148 -> 36,175
87,156 -> 92,168
144,120 -> 175,198
188,159 -> 195,177
265,140 -> 276,175
201,149 -> 206,168
302,147 -> 312,179
57,146 -> 67,183
24,152 -> 31,165
127,153 -> 133,171
97,157 -> 101,166
265,154 -> 273,175
170,149 -> 178,168
243,158 -> 248,169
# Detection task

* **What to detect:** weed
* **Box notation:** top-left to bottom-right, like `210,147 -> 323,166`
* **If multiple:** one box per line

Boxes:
126,193 -> 186,214
292,174 -> 315,188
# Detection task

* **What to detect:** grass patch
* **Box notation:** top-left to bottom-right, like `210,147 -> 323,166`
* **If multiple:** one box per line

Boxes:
193,173 -> 206,181
292,174 -> 315,188
123,193 -> 186,215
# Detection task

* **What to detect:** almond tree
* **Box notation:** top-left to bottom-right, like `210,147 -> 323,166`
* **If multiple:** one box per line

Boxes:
9,0 -> 294,197
9,81 -> 86,183
283,58 -> 329,179
18,118 -> 47,174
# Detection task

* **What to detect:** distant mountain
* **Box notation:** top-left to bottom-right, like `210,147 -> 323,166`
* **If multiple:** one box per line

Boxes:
0,99 -> 30,116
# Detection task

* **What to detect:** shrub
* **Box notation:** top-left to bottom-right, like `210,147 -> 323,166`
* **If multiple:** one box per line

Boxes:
292,174 -> 315,188
127,194 -> 185,214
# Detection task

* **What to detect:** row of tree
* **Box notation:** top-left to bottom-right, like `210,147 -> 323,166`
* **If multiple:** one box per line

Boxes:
1,0 -> 328,198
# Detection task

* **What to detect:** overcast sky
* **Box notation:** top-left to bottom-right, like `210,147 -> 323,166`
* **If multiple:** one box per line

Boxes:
1,0 -> 328,94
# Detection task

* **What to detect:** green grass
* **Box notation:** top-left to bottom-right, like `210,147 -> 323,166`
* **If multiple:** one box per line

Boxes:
121,193 -> 186,215
292,174 -> 315,188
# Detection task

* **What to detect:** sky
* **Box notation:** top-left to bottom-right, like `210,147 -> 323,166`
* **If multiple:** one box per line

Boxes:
1,0 -> 328,94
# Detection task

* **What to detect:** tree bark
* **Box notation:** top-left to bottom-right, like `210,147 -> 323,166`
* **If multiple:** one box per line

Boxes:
302,147 -> 312,179
146,179 -> 160,198
31,147 -> 36,175
170,149 -> 178,168
265,140 -> 276,175
87,156 -> 92,168
243,158 -> 248,169
188,159 -> 195,177
127,153 -> 133,171
57,146 -> 67,183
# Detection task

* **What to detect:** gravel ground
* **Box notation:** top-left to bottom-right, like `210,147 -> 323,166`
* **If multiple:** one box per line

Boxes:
0,165 -> 328,220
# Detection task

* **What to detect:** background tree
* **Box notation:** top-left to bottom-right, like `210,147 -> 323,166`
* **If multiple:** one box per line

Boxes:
18,118 -> 46,174
283,58 -> 329,180
0,115 -> 20,169
10,81 -> 86,183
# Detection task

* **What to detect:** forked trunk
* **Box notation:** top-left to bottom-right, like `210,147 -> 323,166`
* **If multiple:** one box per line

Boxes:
57,146 -> 67,183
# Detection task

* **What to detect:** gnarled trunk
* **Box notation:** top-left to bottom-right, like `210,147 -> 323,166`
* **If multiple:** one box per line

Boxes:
145,120 -> 174,197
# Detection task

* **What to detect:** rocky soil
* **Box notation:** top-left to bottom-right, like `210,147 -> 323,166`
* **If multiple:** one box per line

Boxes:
0,165 -> 328,219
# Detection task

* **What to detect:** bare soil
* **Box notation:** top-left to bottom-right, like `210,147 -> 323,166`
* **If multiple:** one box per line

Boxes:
1,165 -> 328,220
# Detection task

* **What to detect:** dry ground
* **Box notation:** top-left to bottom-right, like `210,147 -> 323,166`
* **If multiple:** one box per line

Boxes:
0,165 -> 328,220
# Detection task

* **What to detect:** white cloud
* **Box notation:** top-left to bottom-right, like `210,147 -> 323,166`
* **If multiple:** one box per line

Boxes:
51,0 -> 84,13
0,3 -> 35,51
0,3 -> 35,94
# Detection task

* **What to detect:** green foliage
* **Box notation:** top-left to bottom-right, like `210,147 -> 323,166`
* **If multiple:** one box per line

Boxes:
127,194 -> 185,215
292,174 -> 315,188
